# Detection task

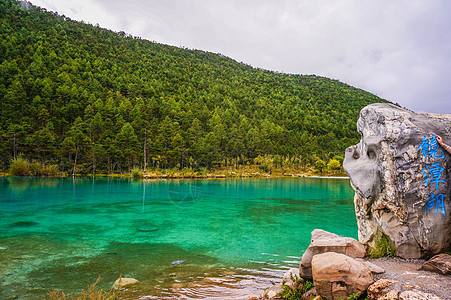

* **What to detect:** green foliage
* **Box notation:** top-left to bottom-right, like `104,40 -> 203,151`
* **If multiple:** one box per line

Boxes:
131,168 -> 143,178
9,156 -> 59,176
367,229 -> 397,258
327,159 -> 341,171
0,0 -> 388,173
315,159 -> 326,173
337,291 -> 368,300
278,274 -> 314,300
46,275 -> 120,300
9,156 -> 30,176
279,284 -> 304,300
255,155 -> 274,173
346,292 -> 361,300
301,280 -> 314,294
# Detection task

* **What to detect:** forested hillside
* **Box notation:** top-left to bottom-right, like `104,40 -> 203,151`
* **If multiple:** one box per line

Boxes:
0,0 -> 388,174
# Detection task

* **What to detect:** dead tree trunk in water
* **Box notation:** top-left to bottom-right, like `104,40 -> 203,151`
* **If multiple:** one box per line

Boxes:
144,129 -> 147,171
72,145 -> 79,177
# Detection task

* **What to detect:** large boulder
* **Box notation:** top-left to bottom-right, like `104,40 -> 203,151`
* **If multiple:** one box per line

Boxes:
300,229 -> 365,279
311,252 -> 374,300
343,103 -> 451,258
419,253 -> 451,275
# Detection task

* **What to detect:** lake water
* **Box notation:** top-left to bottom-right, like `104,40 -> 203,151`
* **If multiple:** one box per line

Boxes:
0,177 -> 357,299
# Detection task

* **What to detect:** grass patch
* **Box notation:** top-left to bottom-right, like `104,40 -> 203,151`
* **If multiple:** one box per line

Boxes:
367,229 -> 397,258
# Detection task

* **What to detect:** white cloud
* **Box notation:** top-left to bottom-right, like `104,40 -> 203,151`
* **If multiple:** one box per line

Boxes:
30,0 -> 120,30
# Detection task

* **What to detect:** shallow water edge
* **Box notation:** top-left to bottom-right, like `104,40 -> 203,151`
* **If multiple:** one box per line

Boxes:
0,177 -> 357,299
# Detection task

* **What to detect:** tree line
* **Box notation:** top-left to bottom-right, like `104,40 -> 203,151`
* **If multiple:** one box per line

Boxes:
0,0 -> 388,175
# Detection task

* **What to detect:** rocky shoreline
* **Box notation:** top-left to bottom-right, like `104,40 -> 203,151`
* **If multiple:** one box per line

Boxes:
256,229 -> 451,300
254,104 -> 451,299
110,229 -> 450,299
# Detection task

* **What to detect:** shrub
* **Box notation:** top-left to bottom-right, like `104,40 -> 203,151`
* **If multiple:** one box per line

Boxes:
327,159 -> 341,171
9,157 -> 30,176
131,168 -> 143,178
9,158 -> 60,177
367,229 -> 397,258
29,161 -> 44,176
259,160 -> 273,173
45,165 -> 60,176
314,159 -> 326,173
277,274 -> 314,300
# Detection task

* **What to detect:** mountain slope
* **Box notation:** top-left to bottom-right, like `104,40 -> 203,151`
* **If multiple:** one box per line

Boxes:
0,0 -> 388,173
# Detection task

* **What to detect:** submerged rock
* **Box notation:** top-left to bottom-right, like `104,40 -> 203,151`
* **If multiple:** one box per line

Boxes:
300,229 -> 365,279
10,221 -> 39,227
171,283 -> 184,290
138,226 -> 158,232
112,277 -> 139,289
311,252 -> 374,300
171,259 -> 187,265
343,103 -> 451,258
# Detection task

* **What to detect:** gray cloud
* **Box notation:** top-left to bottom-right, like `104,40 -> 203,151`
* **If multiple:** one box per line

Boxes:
30,0 -> 451,113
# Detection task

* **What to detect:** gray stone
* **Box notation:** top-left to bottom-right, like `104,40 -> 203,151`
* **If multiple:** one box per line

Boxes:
301,287 -> 317,300
343,103 -> 451,258
355,259 -> 386,274
419,253 -> 451,275
261,284 -> 283,299
311,252 -> 374,300
300,229 -> 365,279
364,261 -> 385,274
112,277 -> 139,289
282,268 -> 300,288
367,279 -> 398,300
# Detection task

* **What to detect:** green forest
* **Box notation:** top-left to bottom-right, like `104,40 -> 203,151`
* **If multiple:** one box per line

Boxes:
0,0 -> 388,175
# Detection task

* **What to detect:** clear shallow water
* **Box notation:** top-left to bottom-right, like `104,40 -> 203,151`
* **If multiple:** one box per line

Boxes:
0,177 -> 357,299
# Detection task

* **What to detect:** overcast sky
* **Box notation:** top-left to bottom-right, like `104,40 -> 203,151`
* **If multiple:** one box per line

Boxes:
29,0 -> 451,114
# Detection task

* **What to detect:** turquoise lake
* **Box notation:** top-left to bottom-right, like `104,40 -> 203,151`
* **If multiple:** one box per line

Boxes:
0,177 -> 357,299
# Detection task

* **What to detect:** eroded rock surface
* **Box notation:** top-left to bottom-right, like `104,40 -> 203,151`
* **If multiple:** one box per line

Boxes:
419,253 -> 451,275
367,279 -> 398,300
311,252 -> 374,300
343,103 -> 451,258
300,229 -> 365,279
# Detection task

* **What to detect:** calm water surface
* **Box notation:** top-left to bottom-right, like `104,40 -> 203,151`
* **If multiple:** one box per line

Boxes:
0,177 -> 357,299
